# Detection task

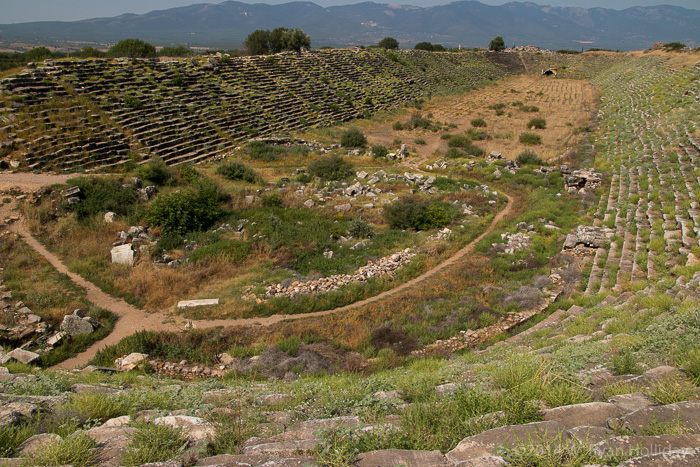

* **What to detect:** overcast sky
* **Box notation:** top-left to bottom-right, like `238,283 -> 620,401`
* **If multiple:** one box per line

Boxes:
1,0 -> 698,23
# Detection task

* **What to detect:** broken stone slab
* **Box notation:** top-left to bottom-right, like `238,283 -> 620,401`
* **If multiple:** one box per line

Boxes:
110,244 -> 135,266
155,415 -> 216,441
566,425 -> 615,444
303,199 -> 315,208
452,456 -> 506,466
279,416 -> 362,441
334,203 -> 352,213
608,392 -> 655,413
104,212 -> 117,223
356,449 -> 450,466
114,352 -> 149,371
0,348 -> 40,365
16,433 -> 61,457
446,421 -> 568,462
563,225 -> 614,249
177,299 -> 219,309
242,439 -> 320,457
84,425 -> 136,444
591,434 -> 700,458
616,401 -> 700,434
61,314 -> 95,336
543,402 -> 626,429
616,448 -> 700,466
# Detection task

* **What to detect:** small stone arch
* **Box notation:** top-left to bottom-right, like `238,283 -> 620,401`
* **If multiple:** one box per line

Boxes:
542,68 -> 558,76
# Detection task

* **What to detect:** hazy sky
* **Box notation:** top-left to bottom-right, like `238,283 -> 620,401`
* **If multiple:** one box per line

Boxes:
1,0 -> 698,23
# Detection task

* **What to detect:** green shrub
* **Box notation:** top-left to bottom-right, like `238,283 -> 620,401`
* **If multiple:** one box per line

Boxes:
519,133 -> 542,145
681,349 -> 700,385
349,217 -> 374,239
445,148 -> 466,159
465,129 -> 489,141
527,118 -> 547,129
216,161 -> 259,183
384,196 -> 458,230
516,150 -> 543,165
392,122 -> 405,131
276,335 -> 302,356
649,377 -> 698,405
188,240 -> 251,263
65,177 -> 140,220
471,118 -> 487,128
0,425 -> 37,457
121,423 -> 189,466
147,180 -> 224,236
138,157 -> 175,186
611,348 -> 642,375
446,135 -> 485,157
308,154 -> 354,181
371,145 -> 388,159
414,138 -> 426,145
123,95 -> 142,108
340,128 -> 367,148
261,192 -> 284,207
31,433 -> 97,467
248,141 -> 285,161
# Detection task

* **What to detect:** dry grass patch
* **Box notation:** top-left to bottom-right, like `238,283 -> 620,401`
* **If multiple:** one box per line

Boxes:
358,75 -> 599,163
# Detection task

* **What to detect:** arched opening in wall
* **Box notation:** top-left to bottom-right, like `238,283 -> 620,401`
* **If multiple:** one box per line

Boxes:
542,68 -> 558,76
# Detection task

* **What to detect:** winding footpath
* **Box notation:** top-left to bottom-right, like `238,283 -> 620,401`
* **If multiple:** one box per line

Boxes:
0,173 -> 514,368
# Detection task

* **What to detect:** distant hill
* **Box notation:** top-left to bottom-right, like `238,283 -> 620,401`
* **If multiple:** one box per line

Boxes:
0,1 -> 697,51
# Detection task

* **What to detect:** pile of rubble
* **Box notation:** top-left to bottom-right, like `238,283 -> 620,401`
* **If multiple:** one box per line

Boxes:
562,166 -> 603,194
491,231 -> 532,254
110,225 -> 159,266
564,225 -> 615,249
412,282 -> 563,357
262,249 -> 416,299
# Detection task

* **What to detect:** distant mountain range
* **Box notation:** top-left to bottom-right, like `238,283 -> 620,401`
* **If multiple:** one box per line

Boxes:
0,1 -> 697,51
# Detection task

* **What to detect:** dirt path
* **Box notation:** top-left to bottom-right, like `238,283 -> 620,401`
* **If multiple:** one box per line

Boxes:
0,173 -> 514,368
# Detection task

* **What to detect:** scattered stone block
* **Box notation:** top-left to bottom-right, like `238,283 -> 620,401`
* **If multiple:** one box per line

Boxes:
110,244 -> 135,266
177,299 -> 219,309
115,352 -> 149,371
0,348 -> 40,365
356,449 -> 449,466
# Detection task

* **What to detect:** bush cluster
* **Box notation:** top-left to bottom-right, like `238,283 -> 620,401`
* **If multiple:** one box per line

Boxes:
371,144 -> 388,159
308,154 -> 355,181
216,161 -> 259,183
340,128 -> 367,148
138,157 -> 175,186
384,196 -> 458,230
348,217 -> 375,238
527,118 -> 547,129
516,150 -> 543,165
519,133 -> 543,145
65,177 -> 139,221
471,118 -> 487,128
147,180 -> 224,236
248,141 -> 285,161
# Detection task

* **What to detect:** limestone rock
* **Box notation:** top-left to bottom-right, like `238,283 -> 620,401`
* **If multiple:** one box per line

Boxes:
563,225 -> 614,249
155,415 -> 216,441
111,244 -> 135,266
16,433 -> 61,456
617,448 -> 700,466
618,401 -> 700,434
591,434 -> 700,458
446,421 -> 568,462
104,212 -> 117,223
115,352 -> 149,371
0,348 -> 40,365
61,314 -> 95,336
542,402 -> 626,429
84,426 -> 136,444
356,449 -> 449,466
608,392 -> 655,413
